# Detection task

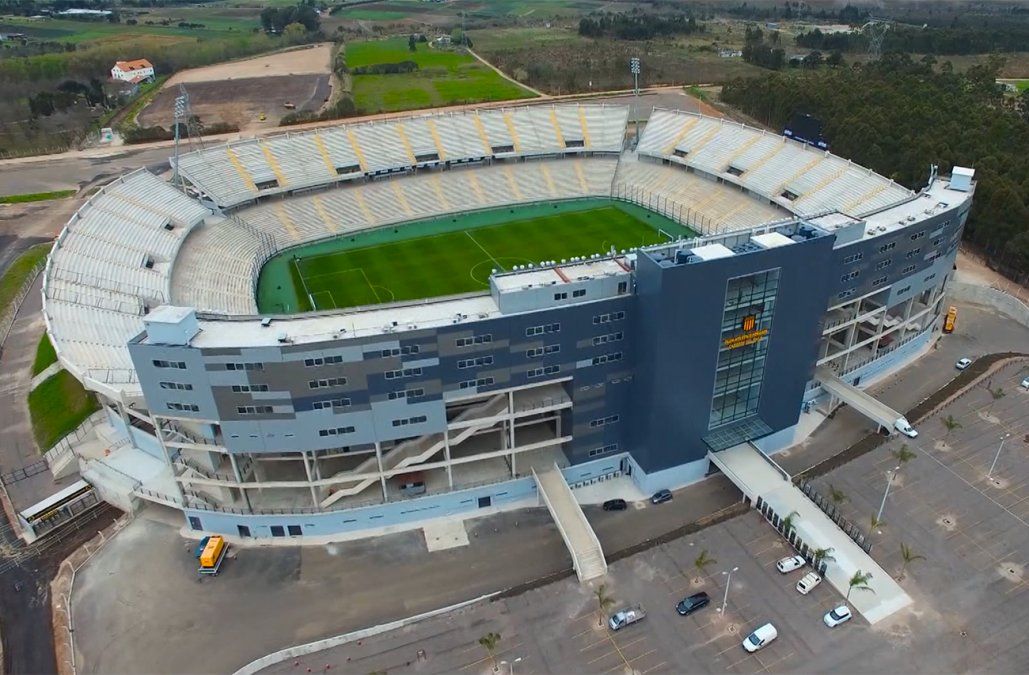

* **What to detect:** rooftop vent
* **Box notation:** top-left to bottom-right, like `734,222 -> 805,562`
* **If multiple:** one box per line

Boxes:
261,317 -> 272,327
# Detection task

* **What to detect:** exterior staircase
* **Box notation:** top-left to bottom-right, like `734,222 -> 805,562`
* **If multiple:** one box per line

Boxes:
533,463 -> 607,583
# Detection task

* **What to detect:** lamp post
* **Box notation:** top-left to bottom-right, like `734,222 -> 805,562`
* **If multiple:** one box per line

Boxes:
499,657 -> 523,675
629,57 -> 641,144
876,466 -> 901,522
987,433 -> 1011,479
718,566 -> 739,613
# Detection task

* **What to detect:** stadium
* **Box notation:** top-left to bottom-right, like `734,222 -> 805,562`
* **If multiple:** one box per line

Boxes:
41,102 -> 974,556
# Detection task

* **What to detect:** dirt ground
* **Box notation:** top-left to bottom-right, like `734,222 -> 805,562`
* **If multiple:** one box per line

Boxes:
137,74 -> 331,134
165,43 -> 332,85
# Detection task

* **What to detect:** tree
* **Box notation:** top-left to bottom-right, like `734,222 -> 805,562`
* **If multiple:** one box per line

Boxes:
594,584 -> 615,626
846,570 -> 875,601
941,414 -> 962,435
812,547 -> 836,568
694,549 -> 717,579
478,632 -> 501,671
898,542 -> 925,579
827,50 -> 845,68
283,22 -> 307,46
828,484 -> 847,506
870,513 -> 884,531
986,381 -> 1006,407
408,34 -> 417,52
892,444 -> 916,466
781,510 -> 799,534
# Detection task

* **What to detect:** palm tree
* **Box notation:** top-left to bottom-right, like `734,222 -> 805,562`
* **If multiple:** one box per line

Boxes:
694,549 -> 717,580
941,415 -> 962,435
827,484 -> 847,506
781,510 -> 800,535
870,513 -> 884,531
892,444 -> 916,466
812,547 -> 836,568
478,632 -> 502,672
898,542 -> 925,579
594,584 -> 615,627
846,570 -> 875,601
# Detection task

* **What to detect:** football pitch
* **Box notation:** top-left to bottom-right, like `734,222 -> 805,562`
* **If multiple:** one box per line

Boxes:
256,201 -> 692,313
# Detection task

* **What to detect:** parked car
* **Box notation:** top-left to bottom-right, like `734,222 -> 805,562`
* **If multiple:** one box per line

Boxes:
823,605 -> 853,628
603,498 -> 628,511
955,357 -> 972,370
608,605 -> 646,631
742,623 -> 778,652
651,489 -> 673,505
796,571 -> 822,595
893,418 -> 918,438
776,555 -> 806,573
676,591 -> 710,616
1020,376 -> 1029,390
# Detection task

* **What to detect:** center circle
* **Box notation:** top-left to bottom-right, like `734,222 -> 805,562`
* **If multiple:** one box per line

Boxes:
469,257 -> 537,285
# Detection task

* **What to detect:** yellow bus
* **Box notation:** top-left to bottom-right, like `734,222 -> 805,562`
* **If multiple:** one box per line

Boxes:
943,306 -> 958,333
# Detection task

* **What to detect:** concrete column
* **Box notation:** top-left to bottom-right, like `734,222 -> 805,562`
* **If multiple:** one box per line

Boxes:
300,451 -> 319,510
375,441 -> 388,502
443,432 -> 454,489
229,453 -> 253,513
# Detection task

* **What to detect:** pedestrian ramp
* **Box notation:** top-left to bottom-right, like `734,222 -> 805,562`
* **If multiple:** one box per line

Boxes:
815,366 -> 905,431
533,464 -> 607,583
709,443 -> 912,624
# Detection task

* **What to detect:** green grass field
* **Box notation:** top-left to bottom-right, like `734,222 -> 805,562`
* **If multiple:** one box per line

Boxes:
347,37 -> 534,113
28,370 -> 99,452
257,201 -> 692,313
32,333 -> 58,377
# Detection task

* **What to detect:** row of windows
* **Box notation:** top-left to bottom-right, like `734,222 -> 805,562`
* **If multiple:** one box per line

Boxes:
841,270 -> 860,283
593,311 -> 626,325
232,384 -> 269,393
843,252 -> 863,264
159,381 -> 193,391
875,259 -> 892,271
312,398 -> 350,410
526,323 -> 560,336
879,241 -> 896,253
458,356 -> 493,369
304,355 -> 343,367
589,414 -> 620,428
526,345 -> 560,358
319,426 -> 355,437
593,331 -> 624,346
456,335 -> 492,347
872,275 -> 888,287
554,289 -> 587,301
527,365 -> 560,379
910,230 -> 925,241
906,247 -> 921,259
591,351 -> 623,366
392,415 -> 428,427
385,367 -> 422,380
369,346 -> 420,358
388,388 -> 424,400
237,405 -> 273,415
589,443 -> 618,457
226,362 -> 264,371
153,360 -> 186,370
460,377 -> 494,389
167,402 -> 198,412
309,377 -> 347,389
902,264 -> 916,275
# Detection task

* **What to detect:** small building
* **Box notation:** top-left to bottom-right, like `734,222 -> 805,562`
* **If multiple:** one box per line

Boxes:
111,59 -> 155,84
432,35 -> 452,47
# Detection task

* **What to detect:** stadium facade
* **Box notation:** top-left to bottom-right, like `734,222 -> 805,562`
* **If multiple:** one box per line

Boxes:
42,104 -> 974,540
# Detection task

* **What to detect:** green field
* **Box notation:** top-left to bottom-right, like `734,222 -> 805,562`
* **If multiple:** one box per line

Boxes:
347,37 -> 535,113
28,370 -> 99,452
257,200 -> 691,313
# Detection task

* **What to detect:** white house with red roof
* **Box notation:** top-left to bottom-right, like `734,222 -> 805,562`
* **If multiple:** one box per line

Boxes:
110,59 -> 155,84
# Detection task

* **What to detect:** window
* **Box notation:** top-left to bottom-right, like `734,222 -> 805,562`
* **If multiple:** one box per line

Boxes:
371,345 -> 420,358
312,398 -> 350,410
896,285 -> 912,295
840,270 -> 860,283
527,365 -> 560,379
167,402 -> 199,412
617,281 -> 628,294
304,355 -> 343,367
388,388 -> 424,400
456,335 -> 492,347
906,248 -> 921,259
924,273 -> 937,282
226,362 -> 263,371
837,289 -> 855,300
159,381 -> 193,391
878,241 -> 896,253
589,414 -> 620,428
526,323 -> 560,337
457,356 -> 493,369
384,367 -> 422,380
270,525 -> 285,537
591,352 -> 623,366
319,426 -> 355,437
901,264 -> 916,275
593,311 -> 626,325
871,276 -> 888,287
231,384 -> 269,393
573,289 -> 586,298
309,377 -> 347,389
554,292 -> 568,301
932,237 -> 943,247
526,345 -> 560,358
153,360 -> 186,369
843,252 -> 863,264
875,259 -> 892,271
391,415 -> 428,427
593,331 -> 624,346
589,444 -> 618,457
459,377 -> 494,389
237,405 -> 273,415
287,525 -> 302,536
910,230 -> 925,241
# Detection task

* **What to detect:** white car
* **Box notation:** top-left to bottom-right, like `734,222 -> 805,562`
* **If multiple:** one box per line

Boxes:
742,622 -> 778,653
1020,377 -> 1029,390
823,605 -> 853,628
796,571 -> 822,594
776,555 -> 806,574
894,419 -> 918,438
955,358 -> 972,370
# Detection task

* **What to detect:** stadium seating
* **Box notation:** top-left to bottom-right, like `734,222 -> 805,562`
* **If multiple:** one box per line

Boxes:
42,170 -> 212,393
173,104 -> 629,208
637,109 -> 913,217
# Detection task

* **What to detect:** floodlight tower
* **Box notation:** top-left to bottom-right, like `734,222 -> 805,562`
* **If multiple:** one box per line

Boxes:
862,18 -> 891,60
172,86 -> 189,189
630,57 -> 641,144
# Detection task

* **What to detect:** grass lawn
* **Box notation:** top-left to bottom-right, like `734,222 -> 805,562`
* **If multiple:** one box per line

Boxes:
0,243 -> 51,313
0,190 -> 76,204
347,37 -> 534,113
258,201 -> 691,313
28,370 -> 99,452
32,333 -> 58,377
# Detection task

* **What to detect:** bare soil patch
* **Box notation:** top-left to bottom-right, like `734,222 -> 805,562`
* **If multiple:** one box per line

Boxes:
165,43 -> 332,85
